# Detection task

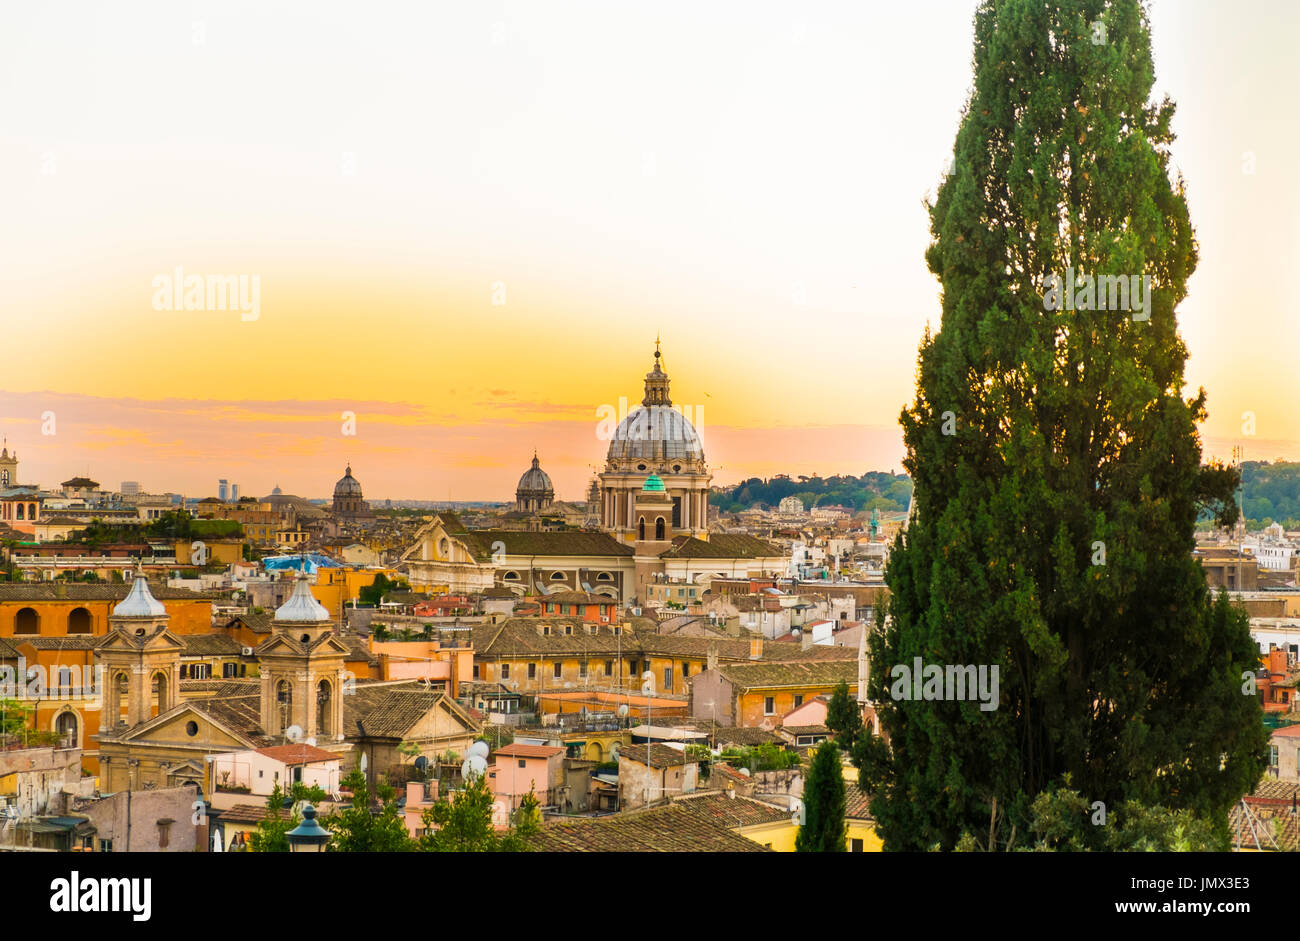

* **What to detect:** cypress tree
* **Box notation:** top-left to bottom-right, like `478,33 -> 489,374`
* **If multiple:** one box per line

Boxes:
858,0 -> 1267,851
825,679 -> 863,749
797,741 -> 847,852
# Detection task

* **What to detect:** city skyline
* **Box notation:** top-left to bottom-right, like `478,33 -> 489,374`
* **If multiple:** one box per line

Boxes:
2,0 -> 1297,498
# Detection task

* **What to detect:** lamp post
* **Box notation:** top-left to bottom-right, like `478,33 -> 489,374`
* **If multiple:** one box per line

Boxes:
286,804 -> 329,853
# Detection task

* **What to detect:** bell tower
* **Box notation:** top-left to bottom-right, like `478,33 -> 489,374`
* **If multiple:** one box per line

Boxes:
96,572 -> 184,729
257,572 -> 349,744
0,440 -> 17,489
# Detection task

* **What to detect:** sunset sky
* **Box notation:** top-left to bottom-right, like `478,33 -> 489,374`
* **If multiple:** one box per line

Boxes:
1,1 -> 1296,501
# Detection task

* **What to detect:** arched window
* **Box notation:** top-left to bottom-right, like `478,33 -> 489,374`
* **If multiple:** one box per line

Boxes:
655,517 -> 665,540
117,673 -> 129,724
67,607 -> 92,634
438,538 -> 449,558
551,572 -> 565,581
14,607 -> 37,634
15,504 -> 23,520
317,680 -> 332,736
503,571 -> 519,581
638,519 -> 645,540
55,711 -> 78,747
276,680 -> 292,733
151,673 -> 168,717
27,504 -> 35,519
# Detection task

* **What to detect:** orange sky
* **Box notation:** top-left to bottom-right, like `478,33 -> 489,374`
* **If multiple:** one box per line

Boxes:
0,1 -> 1295,500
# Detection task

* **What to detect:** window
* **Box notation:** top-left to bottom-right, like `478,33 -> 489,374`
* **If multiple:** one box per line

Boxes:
551,572 -> 565,581
663,667 -> 672,690
605,660 -> 613,676
99,839 -> 113,853
851,838 -> 864,853
1270,745 -> 1279,768
794,694 -> 804,708
564,625 -> 573,636
501,664 -> 510,679
157,821 -> 171,849
655,518 -> 665,540
67,607 -> 92,634
682,662 -> 689,679
764,697 -> 775,715
579,661 -> 588,677
14,607 -> 37,634
472,665 -> 480,679
528,663 -> 537,679
518,759 -> 527,769
503,571 -> 519,580
554,663 -> 562,679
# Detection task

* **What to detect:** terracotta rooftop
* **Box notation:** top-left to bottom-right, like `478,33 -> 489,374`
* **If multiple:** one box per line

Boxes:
673,791 -> 791,828
532,803 -> 769,852
620,743 -> 696,769
256,744 -> 340,765
494,743 -> 564,760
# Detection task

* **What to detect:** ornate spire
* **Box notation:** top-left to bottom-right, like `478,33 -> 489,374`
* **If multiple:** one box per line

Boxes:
642,340 -> 672,407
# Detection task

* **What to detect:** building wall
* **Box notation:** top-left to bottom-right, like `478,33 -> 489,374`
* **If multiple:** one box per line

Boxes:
737,683 -> 855,728
618,757 -> 697,810
0,598 -> 210,638
79,785 -> 201,852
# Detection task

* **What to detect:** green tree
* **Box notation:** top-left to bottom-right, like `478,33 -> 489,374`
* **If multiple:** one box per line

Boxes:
0,698 -> 31,737
417,773 -> 535,852
797,741 -> 847,852
247,782 -> 327,852
824,680 -> 863,750
858,0 -> 1267,851
325,769 -> 412,852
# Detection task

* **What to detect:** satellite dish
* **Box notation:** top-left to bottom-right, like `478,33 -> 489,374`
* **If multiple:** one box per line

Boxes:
617,704 -> 629,718
461,754 -> 487,781
467,740 -> 490,760
284,724 -> 303,743
414,756 -> 428,771
609,744 -> 620,761
359,753 -> 368,773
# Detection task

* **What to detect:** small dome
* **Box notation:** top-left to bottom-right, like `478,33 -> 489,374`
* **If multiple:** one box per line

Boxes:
517,453 -> 554,494
642,474 -> 666,492
114,575 -> 166,617
334,466 -> 363,497
275,574 -> 331,622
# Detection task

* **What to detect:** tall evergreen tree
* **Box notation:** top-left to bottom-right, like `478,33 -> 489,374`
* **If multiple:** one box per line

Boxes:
858,0 -> 1266,850
825,680 -> 863,750
797,741 -> 847,852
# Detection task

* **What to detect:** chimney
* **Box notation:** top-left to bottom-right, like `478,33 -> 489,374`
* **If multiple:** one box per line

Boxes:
54,582 -> 66,599
749,636 -> 763,660
1271,648 -> 1288,677
801,630 -> 813,651
706,645 -> 718,673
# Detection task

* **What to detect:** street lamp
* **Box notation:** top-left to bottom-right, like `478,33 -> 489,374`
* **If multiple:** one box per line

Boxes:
286,804 -> 329,853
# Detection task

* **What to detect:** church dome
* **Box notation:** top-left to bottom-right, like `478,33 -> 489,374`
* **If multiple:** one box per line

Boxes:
517,454 -> 553,494
606,345 -> 704,466
334,466 -> 363,497
642,474 -> 666,492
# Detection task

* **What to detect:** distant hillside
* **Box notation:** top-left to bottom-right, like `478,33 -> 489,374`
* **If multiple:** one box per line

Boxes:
710,472 -> 912,515
1239,461 -> 1300,529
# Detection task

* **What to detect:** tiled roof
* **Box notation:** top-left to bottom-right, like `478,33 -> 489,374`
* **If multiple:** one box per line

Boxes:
225,612 -> 274,634
620,744 -> 695,769
539,591 -> 614,605
345,685 -> 474,739
182,679 -> 259,697
715,660 -> 858,691
782,724 -> 830,736
214,804 -> 271,824
190,694 -> 272,747
494,743 -> 564,759
180,634 -> 244,656
844,785 -> 873,820
674,791 -> 791,827
658,534 -> 783,560
532,804 -> 769,852
256,744 -> 340,765
12,636 -> 101,650
0,638 -> 19,658
710,726 -> 781,747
